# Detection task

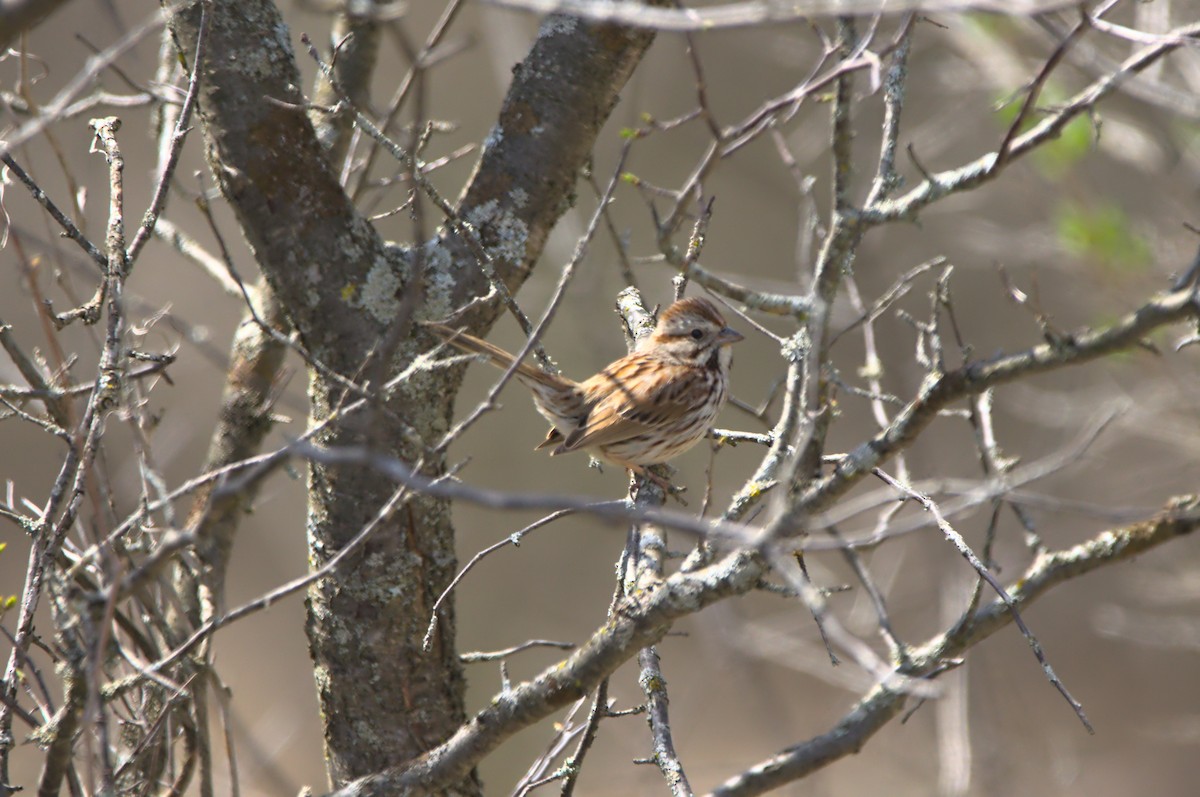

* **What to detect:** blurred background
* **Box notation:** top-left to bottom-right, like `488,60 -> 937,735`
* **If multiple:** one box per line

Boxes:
2,1 -> 1199,794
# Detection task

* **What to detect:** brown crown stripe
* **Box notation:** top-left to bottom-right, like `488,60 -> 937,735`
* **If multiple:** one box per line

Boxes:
662,297 -> 726,327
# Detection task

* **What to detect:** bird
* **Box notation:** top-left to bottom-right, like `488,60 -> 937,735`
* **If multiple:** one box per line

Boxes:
426,296 -> 743,487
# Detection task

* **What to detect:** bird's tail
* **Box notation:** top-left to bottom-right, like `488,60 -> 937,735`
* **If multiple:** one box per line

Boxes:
425,323 -> 571,391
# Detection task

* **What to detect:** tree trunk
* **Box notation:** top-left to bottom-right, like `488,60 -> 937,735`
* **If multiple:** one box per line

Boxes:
167,0 -> 662,789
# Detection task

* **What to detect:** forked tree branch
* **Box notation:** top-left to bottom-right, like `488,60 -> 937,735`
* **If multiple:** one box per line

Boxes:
710,495 -> 1200,796
325,490 -> 1199,796
791,282 -> 1200,518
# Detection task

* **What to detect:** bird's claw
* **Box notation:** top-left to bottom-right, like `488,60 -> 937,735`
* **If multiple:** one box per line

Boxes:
631,466 -> 688,505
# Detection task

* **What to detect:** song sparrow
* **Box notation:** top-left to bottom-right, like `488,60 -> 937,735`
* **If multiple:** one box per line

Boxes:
427,297 -> 743,484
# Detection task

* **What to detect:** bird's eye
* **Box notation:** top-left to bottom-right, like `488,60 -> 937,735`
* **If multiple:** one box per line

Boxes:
690,328 -> 704,340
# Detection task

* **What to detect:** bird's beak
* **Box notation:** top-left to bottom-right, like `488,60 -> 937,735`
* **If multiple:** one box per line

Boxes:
718,327 -> 744,345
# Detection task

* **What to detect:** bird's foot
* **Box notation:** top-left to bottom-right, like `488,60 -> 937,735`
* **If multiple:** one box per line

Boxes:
630,465 -> 687,505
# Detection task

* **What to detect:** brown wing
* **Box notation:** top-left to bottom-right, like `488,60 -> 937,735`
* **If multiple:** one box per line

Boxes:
556,354 -> 695,454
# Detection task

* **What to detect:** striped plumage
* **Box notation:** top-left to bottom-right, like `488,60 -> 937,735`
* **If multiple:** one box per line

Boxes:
427,297 -> 743,480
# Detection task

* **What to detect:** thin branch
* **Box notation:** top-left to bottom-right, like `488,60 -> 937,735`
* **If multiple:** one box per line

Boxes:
460,640 -> 576,663
638,647 -> 693,797
151,217 -> 243,296
299,33 -> 551,365
793,280 -> 1200,516
126,1 -> 208,263
105,482 -> 414,689
708,495 -> 1200,797
1,153 -> 106,269
429,143 -> 632,454
484,0 -> 1077,32
423,508 -> 586,650
990,10 -> 1090,175
871,468 -> 1092,732
556,679 -> 610,796
0,7 -> 167,157
864,21 -> 1200,225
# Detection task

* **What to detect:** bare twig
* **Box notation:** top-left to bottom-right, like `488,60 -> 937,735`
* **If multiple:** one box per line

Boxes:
423,508 -> 586,650
126,2 -> 209,263
638,647 -> 693,797
871,468 -> 1092,732
460,640 -> 576,663
484,0 -> 1076,32
0,8 -> 168,157
707,495 -> 1200,797
0,153 -> 106,269
793,281 -> 1200,516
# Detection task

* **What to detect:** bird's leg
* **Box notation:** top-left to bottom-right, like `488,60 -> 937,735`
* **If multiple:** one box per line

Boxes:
601,451 -> 686,503
628,464 -> 687,505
